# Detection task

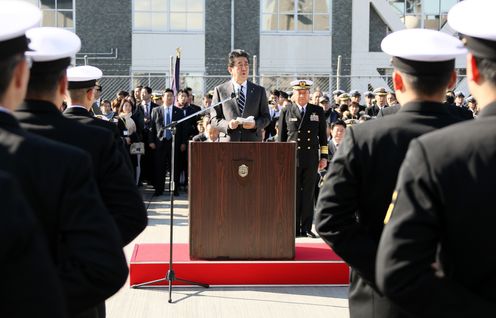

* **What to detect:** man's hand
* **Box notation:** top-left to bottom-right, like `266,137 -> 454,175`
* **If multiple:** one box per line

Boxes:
228,119 -> 239,130
149,143 -> 156,150
318,158 -> 327,171
242,121 -> 256,129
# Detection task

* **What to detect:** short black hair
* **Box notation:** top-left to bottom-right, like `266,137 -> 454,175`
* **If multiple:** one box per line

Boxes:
143,86 -> 152,94
331,119 -> 347,130
401,70 -> 453,96
204,92 -> 213,99
270,89 -> 280,97
164,88 -> 174,94
0,54 -> 23,98
474,56 -> 496,86
27,67 -> 66,95
177,88 -> 189,96
228,49 -> 250,67
280,91 -> 289,99
185,87 -> 193,93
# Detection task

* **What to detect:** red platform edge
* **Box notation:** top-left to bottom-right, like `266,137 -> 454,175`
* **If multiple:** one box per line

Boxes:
130,243 -> 349,286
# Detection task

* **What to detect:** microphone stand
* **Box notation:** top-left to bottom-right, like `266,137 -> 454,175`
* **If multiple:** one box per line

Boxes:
131,93 -> 237,303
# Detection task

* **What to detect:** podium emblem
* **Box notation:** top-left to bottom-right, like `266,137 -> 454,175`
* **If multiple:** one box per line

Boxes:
238,164 -> 249,178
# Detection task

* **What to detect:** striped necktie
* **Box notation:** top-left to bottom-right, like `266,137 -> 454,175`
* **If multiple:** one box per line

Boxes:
238,87 -> 245,114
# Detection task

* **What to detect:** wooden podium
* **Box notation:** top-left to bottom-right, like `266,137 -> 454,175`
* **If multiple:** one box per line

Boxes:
189,142 -> 296,260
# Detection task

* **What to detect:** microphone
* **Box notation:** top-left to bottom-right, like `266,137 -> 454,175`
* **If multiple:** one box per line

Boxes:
231,88 -> 240,100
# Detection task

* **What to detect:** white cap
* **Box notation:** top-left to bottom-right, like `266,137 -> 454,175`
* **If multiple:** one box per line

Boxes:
381,29 -> 465,75
448,0 -> 496,59
67,66 -> 103,89
448,0 -> 496,41
291,80 -> 313,90
381,29 -> 466,62
26,27 -> 81,62
0,1 -> 41,58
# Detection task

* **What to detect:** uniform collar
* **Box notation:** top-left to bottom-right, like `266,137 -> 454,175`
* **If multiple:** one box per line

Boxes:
398,101 -> 450,114
18,100 -> 61,114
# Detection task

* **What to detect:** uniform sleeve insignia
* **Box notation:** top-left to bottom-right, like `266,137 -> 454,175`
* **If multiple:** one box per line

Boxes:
320,145 -> 329,154
384,190 -> 398,224
310,113 -> 319,121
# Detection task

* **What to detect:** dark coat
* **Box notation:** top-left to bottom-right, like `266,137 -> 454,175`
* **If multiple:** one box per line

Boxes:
0,112 -> 127,316
16,100 -> 147,246
63,106 -> 133,169
277,103 -> 328,166
376,103 -> 496,317
0,171 -> 66,318
315,101 -> 463,318
378,103 -> 474,121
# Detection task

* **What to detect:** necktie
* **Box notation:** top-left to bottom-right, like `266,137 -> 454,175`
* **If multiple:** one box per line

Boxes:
238,87 -> 245,114
165,108 -> 172,140
301,107 -> 305,118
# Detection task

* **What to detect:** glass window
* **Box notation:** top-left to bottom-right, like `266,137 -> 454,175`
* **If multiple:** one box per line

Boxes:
389,0 -> 461,30
133,0 -> 204,32
21,0 -> 75,30
41,0 -> 55,9
261,0 -> 330,33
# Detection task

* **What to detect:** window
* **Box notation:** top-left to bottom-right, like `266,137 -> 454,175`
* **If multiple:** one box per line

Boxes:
134,0 -> 204,32
261,0 -> 331,33
389,0 -> 460,30
21,0 -> 75,29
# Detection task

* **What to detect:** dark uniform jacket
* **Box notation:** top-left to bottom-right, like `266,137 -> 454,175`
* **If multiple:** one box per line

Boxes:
0,171 -> 66,318
211,80 -> 270,141
378,103 -> 474,121
16,100 -> 147,246
63,106 -> 133,169
0,111 -> 127,316
376,103 -> 496,318
277,103 -> 328,166
315,101 -> 462,318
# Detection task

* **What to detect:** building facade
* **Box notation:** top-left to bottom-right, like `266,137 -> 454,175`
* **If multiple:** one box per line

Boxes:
23,0 -> 466,95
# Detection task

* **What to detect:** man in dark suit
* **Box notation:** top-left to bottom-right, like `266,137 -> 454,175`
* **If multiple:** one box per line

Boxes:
149,88 -> 186,196
90,82 -> 102,115
16,27 -> 147,248
315,29 -> 466,318
278,80 -> 328,238
139,86 -> 157,184
377,2 -> 496,316
0,14 -> 128,318
211,49 -> 270,141
0,171 -> 66,318
264,89 -> 281,141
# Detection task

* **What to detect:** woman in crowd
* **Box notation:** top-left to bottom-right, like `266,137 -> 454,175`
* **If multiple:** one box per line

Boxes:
118,99 -> 141,182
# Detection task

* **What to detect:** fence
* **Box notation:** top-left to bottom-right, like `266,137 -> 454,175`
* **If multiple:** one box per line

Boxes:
98,74 -> 470,102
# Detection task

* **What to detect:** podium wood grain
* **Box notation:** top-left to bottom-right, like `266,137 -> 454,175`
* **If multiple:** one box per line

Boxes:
189,142 -> 296,260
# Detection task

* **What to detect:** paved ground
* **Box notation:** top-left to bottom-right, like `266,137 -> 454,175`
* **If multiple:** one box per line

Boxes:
106,186 -> 350,318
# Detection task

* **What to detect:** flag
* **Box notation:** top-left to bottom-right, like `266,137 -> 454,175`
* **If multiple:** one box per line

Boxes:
171,48 -> 180,97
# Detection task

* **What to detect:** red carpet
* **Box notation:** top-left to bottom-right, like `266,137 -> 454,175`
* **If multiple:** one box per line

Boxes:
130,243 -> 349,286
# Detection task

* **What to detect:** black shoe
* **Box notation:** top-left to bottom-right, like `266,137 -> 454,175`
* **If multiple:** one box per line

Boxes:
305,231 -> 318,238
